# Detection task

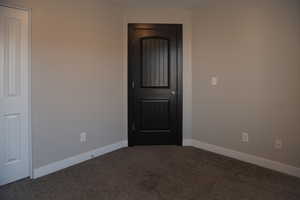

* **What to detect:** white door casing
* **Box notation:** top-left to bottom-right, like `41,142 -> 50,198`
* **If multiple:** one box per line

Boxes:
0,6 -> 29,185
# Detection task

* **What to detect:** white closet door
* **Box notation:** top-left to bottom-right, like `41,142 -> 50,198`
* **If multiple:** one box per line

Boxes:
0,6 -> 29,185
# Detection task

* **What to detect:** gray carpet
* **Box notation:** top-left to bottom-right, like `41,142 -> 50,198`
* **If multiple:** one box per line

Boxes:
1,146 -> 300,200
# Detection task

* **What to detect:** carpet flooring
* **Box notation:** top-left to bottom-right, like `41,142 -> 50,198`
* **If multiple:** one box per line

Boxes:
1,146 -> 300,200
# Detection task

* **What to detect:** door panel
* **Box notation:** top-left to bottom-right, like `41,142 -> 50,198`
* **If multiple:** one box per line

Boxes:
128,24 -> 182,146
140,99 -> 170,131
5,17 -> 21,97
141,38 -> 169,88
4,114 -> 22,165
0,6 -> 29,186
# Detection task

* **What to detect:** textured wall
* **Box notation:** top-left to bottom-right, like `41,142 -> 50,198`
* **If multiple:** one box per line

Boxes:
192,0 -> 300,167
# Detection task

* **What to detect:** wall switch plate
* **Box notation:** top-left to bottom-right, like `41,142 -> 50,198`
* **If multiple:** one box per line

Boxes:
274,139 -> 283,149
80,132 -> 87,143
211,76 -> 218,86
242,132 -> 249,143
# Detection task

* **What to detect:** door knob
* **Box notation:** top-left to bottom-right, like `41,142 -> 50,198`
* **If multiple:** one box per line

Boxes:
171,91 -> 176,95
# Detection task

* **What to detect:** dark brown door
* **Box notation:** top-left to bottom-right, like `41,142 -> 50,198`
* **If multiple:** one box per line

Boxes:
128,24 -> 182,146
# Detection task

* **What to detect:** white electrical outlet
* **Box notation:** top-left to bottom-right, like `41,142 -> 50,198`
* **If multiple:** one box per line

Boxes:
80,132 -> 87,143
242,132 -> 249,143
211,76 -> 218,86
274,139 -> 283,149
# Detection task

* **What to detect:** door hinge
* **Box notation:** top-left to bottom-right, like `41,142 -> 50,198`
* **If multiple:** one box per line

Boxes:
132,122 -> 136,131
131,81 -> 135,89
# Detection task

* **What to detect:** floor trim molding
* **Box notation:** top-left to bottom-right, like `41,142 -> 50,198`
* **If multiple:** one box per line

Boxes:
33,139 -> 300,179
183,139 -> 300,178
33,140 -> 128,179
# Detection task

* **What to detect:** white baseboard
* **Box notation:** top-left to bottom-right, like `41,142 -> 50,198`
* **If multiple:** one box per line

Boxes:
183,139 -> 300,178
33,140 -> 128,179
33,139 -> 300,179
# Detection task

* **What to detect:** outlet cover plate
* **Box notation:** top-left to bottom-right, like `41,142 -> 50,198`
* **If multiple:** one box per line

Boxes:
242,132 -> 249,143
80,132 -> 87,143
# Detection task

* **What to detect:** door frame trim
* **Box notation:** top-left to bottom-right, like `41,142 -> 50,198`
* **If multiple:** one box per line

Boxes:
122,15 -> 193,145
127,24 -> 183,146
0,3 -> 33,179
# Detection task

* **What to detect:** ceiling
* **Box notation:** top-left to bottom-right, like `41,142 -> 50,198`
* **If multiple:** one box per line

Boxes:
110,0 -> 209,9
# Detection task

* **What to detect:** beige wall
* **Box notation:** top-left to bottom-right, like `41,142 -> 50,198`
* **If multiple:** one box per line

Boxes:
192,0 -> 300,167
1,0 -> 299,170
1,0 -> 124,168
